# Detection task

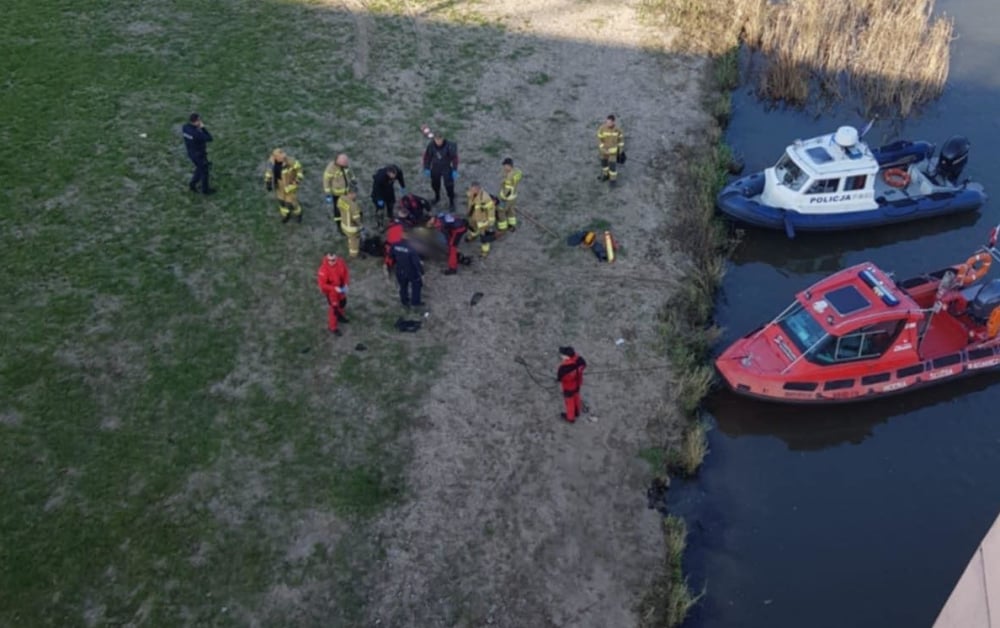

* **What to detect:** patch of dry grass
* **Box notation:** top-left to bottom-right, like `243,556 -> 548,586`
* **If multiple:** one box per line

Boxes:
669,419 -> 710,477
658,137 -> 735,438
643,0 -> 953,115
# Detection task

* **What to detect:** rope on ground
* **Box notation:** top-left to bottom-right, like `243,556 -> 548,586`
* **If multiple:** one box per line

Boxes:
514,355 -> 557,394
515,207 -> 560,238
514,356 -> 673,387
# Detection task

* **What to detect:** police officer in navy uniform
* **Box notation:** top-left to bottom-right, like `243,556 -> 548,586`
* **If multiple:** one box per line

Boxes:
182,112 -> 214,194
390,232 -> 425,309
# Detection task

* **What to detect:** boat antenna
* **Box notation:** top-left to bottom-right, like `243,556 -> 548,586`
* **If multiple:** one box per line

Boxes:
859,117 -> 877,139
917,270 -> 958,347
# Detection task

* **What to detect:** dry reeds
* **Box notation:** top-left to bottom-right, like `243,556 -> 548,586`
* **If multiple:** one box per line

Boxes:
639,516 -> 705,628
668,419 -> 711,476
644,0 -> 954,116
659,138 -> 735,399
637,52 -> 736,628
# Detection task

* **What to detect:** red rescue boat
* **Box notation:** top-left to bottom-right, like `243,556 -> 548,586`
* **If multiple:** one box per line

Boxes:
716,230 -> 1000,403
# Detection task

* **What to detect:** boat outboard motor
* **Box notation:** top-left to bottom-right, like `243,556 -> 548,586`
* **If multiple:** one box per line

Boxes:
936,136 -> 970,184
968,278 -> 1000,323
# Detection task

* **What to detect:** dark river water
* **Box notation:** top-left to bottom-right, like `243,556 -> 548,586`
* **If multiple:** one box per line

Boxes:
677,1 -> 1000,626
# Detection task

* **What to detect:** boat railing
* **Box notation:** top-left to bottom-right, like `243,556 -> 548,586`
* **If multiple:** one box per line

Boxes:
779,334 -> 829,375
916,245 -> 999,349
751,301 -> 800,343
779,309 -> 928,375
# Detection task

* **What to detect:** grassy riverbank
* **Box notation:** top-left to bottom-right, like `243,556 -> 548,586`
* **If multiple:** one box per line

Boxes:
0,1 -> 452,623
3,0 -> 717,625
639,47 -> 740,626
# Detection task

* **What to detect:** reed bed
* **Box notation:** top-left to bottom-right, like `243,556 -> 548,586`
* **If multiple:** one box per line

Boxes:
637,54 -> 737,627
643,0 -> 954,116
640,516 -> 703,628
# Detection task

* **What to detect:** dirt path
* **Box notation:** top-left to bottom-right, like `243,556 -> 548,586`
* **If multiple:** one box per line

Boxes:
364,2 -> 710,626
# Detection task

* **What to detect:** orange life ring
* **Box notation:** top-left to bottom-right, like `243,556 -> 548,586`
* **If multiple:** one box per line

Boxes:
883,168 -> 911,188
957,252 -> 993,286
988,308 -> 1000,339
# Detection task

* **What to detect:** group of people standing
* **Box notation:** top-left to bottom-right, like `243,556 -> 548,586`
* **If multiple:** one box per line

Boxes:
181,113 -> 623,421
283,132 -> 525,328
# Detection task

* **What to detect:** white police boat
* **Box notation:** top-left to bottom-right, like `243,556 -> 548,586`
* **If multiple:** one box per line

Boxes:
717,125 -> 987,238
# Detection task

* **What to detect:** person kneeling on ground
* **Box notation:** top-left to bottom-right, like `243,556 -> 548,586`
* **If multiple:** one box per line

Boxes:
431,212 -> 470,275
400,193 -> 432,228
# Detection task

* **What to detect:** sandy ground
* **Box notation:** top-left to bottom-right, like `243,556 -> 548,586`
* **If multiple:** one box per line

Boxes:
359,2 -> 711,626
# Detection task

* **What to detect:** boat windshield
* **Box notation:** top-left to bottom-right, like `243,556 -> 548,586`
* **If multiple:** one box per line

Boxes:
776,302 -> 827,353
775,153 -> 808,191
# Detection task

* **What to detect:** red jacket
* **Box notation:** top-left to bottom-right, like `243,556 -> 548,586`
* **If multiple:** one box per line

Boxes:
385,222 -> 404,246
317,256 -> 349,298
557,354 -> 587,392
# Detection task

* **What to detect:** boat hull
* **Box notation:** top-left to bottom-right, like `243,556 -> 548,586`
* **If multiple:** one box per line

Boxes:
715,343 -> 1000,404
717,173 -> 987,233
715,262 -> 1000,404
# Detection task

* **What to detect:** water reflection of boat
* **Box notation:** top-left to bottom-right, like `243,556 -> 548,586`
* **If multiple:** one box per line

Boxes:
707,371 -> 1000,451
717,126 -> 987,237
728,210 -> 982,276
716,238 -> 1000,403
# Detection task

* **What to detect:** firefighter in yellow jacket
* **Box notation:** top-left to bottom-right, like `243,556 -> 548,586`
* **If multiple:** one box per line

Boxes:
264,149 -> 304,223
323,153 -> 356,227
337,188 -> 363,258
596,115 -> 625,185
497,157 -> 523,232
465,182 -> 497,258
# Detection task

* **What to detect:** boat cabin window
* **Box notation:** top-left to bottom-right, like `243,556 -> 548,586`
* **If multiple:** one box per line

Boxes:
806,178 -> 841,194
845,175 -> 867,191
806,320 -> 906,365
777,302 -> 827,354
775,154 -> 808,191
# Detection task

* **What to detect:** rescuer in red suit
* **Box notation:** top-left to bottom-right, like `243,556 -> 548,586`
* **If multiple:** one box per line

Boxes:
317,253 -> 350,336
383,211 -> 406,271
556,346 -> 587,422
432,212 -> 468,275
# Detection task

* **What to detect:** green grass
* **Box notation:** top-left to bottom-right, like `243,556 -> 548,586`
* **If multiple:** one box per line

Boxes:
639,446 -> 666,471
527,71 -> 552,85
0,0 -> 480,624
